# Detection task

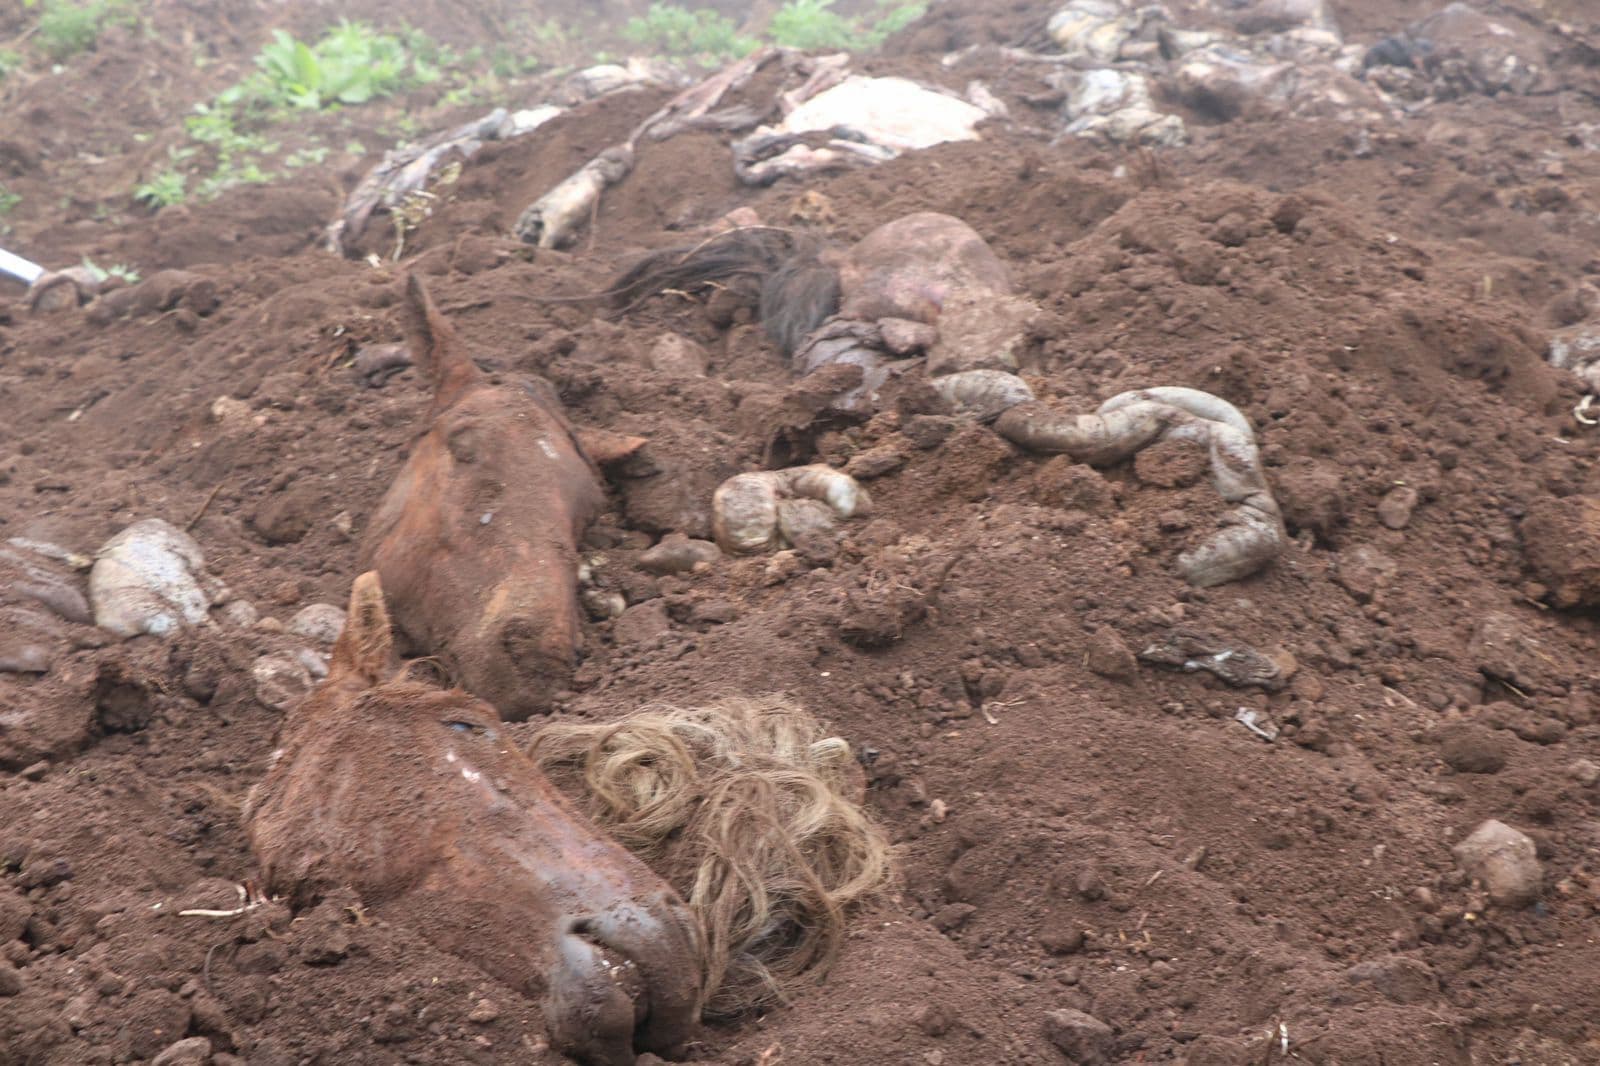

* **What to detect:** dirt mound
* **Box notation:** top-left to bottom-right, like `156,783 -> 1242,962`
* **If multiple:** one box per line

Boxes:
4,0 -> 1600,1064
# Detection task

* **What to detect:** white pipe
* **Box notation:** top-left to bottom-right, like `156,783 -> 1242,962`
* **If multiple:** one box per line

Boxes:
0,248 -> 44,284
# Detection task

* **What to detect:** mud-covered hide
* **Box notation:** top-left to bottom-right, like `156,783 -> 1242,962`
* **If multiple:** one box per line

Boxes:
246,574 -> 704,1065
360,276 -> 613,720
837,212 -> 1033,374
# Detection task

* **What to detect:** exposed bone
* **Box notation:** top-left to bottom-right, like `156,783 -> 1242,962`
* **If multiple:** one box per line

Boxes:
995,389 -> 1284,586
713,465 -> 870,555
515,49 -> 781,249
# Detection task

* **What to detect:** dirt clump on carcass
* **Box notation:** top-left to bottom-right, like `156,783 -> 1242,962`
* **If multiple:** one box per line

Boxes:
3,0 -> 1600,1064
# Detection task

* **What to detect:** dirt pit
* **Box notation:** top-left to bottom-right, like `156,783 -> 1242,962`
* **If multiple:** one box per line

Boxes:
2,0 -> 1600,1063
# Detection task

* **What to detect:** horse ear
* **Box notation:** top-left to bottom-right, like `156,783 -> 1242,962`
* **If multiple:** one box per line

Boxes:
331,571 -> 395,685
401,273 -> 483,413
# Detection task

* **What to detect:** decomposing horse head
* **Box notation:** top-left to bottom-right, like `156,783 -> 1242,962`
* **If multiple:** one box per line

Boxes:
246,572 -> 705,1064
360,275 -> 634,719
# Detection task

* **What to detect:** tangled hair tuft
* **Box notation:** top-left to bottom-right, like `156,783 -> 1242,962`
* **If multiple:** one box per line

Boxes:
529,695 -> 893,1017
606,228 -> 840,356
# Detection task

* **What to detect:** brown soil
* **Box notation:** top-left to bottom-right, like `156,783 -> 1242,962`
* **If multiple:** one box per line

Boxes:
3,0 -> 1600,1064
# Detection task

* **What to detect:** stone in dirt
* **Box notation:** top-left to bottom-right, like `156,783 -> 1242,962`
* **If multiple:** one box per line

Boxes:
151,1036 -> 212,1066
1043,1008 -> 1114,1064
647,333 -> 708,377
1469,612 -> 1548,692
288,603 -> 346,645
252,653 -> 315,712
89,519 -> 218,638
1377,485 -> 1419,529
1438,725 -> 1508,774
1085,624 -> 1137,681
1452,819 -> 1542,908
1344,956 -> 1439,1004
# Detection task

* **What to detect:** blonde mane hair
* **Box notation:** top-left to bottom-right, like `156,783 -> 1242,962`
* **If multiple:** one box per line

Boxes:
529,695 -> 894,1018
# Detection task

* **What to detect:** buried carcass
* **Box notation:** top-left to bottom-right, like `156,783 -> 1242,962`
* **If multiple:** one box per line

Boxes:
611,213 -> 1285,585
247,572 -> 893,1059
245,572 -> 704,1064
361,275 -> 642,719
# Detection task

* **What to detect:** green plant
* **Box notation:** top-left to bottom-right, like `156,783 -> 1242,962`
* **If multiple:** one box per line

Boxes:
80,257 -> 140,284
0,49 -> 22,78
869,0 -> 927,42
133,169 -> 186,209
34,0 -> 134,63
0,185 -> 19,214
623,4 -> 755,60
225,21 -> 432,112
768,0 -> 856,51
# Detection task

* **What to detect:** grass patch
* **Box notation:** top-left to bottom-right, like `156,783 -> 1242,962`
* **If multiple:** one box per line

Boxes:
133,169 -> 186,209
137,21 -> 461,206
622,1 -> 927,60
32,0 -> 135,63
623,4 -> 755,61
222,21 -> 440,113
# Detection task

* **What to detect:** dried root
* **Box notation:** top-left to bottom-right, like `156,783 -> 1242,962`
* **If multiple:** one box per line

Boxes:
713,465 -> 871,554
995,388 -> 1284,586
528,695 -> 894,1017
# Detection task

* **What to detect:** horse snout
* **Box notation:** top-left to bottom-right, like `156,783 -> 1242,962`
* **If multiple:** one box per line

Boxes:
545,897 -> 704,1065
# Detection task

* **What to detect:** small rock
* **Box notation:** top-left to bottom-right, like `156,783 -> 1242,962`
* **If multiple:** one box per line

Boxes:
220,600 -> 259,627
331,511 -> 356,538
252,653 -> 314,711
210,396 -> 251,424
844,443 -> 907,480
613,602 -> 671,645
582,588 -> 627,620
638,535 -> 721,575
151,1036 -> 212,1066
295,647 -> 329,680
647,334 -> 708,377
468,1000 -> 501,1024
931,903 -> 977,932
89,519 -> 217,638
1085,625 -> 1137,681
1042,1008 -> 1114,1064
1569,759 -> 1600,787
1438,725 -> 1508,774
902,414 -> 960,450
18,761 -> 47,781
915,1002 -> 954,1037
288,603 -> 345,645
1333,544 -> 1397,604
690,599 -> 738,625
1469,612 -> 1547,692
1038,924 -> 1086,955
1452,819 -> 1542,908
1377,485 -> 1419,529
0,960 -> 22,996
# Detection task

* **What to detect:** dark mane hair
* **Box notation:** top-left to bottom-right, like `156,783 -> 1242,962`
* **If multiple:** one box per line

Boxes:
608,228 -> 841,356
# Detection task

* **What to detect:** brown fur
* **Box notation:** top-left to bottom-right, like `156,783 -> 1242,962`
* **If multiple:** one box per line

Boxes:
246,572 -> 706,1065
531,696 -> 894,1018
607,229 -> 841,356
359,275 -> 631,719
